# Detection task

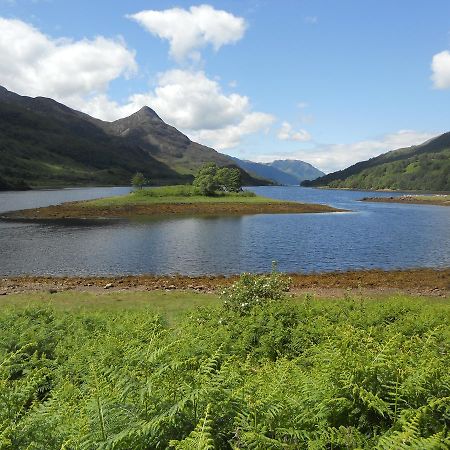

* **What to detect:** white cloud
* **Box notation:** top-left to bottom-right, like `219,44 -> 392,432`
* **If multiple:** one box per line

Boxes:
255,130 -> 437,173
128,4 -> 247,62
142,70 -> 250,130
190,112 -> 275,150
0,18 -> 137,104
0,17 -> 271,150
277,121 -> 311,142
431,50 -> 450,89
78,69 -> 274,150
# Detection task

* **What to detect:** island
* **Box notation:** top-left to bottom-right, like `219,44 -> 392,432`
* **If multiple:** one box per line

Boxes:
0,185 -> 345,220
361,194 -> 450,207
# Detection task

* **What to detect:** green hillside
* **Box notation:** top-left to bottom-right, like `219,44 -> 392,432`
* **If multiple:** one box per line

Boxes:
302,133 -> 450,191
0,86 -> 266,190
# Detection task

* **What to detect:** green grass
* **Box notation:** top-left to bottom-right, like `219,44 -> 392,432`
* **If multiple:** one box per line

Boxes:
412,194 -> 450,203
0,290 -> 221,325
1,290 -> 448,448
85,185 -> 286,208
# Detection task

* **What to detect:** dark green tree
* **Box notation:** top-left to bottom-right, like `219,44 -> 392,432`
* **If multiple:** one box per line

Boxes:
193,163 -> 242,196
193,163 -> 219,195
217,167 -> 241,192
131,172 -> 147,190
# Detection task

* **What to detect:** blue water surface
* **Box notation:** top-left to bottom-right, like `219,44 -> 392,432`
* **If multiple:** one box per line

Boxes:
0,186 -> 448,275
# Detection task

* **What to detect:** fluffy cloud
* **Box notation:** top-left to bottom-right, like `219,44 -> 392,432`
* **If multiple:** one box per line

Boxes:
190,112 -> 275,150
0,18 -> 137,104
127,4 -> 247,62
431,50 -> 450,89
80,69 -> 275,150
143,70 -> 250,130
256,130 -> 437,173
0,17 -> 271,150
277,121 -> 311,142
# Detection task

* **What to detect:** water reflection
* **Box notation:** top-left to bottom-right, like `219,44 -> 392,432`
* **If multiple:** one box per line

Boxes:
0,186 -> 448,275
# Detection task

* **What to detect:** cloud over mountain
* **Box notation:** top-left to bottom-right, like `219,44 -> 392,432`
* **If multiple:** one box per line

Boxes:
0,18 -> 136,104
127,5 -> 247,62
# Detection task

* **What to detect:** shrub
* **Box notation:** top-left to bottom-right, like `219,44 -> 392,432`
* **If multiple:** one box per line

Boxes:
221,263 -> 291,315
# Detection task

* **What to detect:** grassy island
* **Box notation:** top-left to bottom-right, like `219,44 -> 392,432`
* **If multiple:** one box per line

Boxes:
361,194 -> 450,207
1,185 -> 344,220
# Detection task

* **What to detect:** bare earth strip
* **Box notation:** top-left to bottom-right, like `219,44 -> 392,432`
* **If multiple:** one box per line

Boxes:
0,200 -> 344,220
361,195 -> 450,207
1,269 -> 448,298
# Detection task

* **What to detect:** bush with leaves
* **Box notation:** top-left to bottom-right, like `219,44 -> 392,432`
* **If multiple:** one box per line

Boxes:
131,172 -> 147,190
193,163 -> 242,196
221,264 -> 291,315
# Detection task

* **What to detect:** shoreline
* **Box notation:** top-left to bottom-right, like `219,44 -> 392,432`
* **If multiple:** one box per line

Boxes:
0,199 -> 344,220
361,195 -> 450,207
1,268 -> 448,297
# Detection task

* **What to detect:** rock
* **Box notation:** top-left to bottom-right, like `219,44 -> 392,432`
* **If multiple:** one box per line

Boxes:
49,288 -> 58,294
104,283 -> 114,289
0,292 -> 7,296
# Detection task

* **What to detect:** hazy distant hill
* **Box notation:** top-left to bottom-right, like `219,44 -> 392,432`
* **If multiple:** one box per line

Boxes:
232,157 -> 324,185
302,133 -> 450,191
0,86 -> 265,189
270,160 -> 325,182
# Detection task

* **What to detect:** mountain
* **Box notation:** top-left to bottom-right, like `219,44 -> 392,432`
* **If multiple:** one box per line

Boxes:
302,133 -> 450,191
0,86 -> 265,189
232,157 -> 324,185
269,160 -> 325,182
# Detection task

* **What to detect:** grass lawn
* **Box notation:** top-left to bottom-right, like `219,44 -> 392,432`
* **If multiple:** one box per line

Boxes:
84,185 -> 286,208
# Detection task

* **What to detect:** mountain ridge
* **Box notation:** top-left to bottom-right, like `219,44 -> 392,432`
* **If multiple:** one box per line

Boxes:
301,132 -> 450,191
232,157 -> 324,185
0,86 -> 266,189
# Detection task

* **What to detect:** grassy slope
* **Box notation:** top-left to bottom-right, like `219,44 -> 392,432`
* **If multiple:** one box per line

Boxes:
0,102 -> 190,189
0,290 -> 449,448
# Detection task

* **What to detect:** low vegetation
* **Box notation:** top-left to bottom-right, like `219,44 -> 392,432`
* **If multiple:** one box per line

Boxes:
0,272 -> 448,449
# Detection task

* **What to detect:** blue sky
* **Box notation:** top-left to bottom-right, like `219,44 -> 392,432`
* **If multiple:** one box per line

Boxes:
1,0 -> 450,172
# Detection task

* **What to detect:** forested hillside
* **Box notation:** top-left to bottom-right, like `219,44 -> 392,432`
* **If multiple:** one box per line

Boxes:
302,133 -> 450,191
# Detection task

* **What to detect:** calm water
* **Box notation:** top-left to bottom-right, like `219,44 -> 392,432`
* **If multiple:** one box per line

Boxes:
0,186 -> 449,275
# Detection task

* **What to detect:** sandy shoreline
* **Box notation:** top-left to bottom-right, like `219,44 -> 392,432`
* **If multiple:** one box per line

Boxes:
1,268 -> 448,297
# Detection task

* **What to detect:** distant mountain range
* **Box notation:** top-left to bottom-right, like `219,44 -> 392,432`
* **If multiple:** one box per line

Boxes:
232,157 -> 324,185
302,133 -> 450,191
0,86 -> 266,190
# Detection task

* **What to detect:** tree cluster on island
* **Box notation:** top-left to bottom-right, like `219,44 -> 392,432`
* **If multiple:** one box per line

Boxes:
192,163 -> 242,195
132,163 -> 242,196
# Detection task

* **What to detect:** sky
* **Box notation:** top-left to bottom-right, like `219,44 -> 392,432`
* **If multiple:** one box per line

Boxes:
1,0 -> 450,173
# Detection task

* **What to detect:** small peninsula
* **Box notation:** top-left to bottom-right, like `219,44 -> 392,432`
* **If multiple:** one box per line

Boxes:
0,185 -> 344,220
361,194 -> 450,207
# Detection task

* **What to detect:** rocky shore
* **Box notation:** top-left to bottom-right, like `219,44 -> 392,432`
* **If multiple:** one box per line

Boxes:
1,268 -> 448,297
